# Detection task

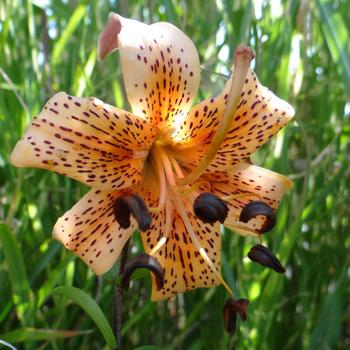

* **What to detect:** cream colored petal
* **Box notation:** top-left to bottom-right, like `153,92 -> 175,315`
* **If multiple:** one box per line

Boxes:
54,188 -> 136,275
11,92 -> 155,190
198,161 -> 292,236
172,69 -> 294,172
102,14 -> 200,126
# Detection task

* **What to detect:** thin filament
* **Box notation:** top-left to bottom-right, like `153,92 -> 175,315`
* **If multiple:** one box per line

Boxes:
168,153 -> 184,179
221,192 -> 262,201
225,221 -> 261,238
149,199 -> 172,256
149,156 -> 167,212
154,146 -> 176,188
180,180 -> 210,196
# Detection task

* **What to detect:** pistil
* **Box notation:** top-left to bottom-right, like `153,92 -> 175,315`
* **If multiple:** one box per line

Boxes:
178,45 -> 255,186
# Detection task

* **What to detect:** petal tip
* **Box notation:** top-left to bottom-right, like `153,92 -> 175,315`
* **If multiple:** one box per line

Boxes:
10,146 -> 20,167
10,141 -> 28,168
98,13 -> 122,61
285,101 -> 296,120
52,217 -> 66,244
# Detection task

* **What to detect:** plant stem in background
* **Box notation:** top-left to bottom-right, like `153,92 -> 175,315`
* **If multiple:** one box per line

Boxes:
114,239 -> 130,350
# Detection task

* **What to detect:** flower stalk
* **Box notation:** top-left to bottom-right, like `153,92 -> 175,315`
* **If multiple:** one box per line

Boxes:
114,239 -> 130,350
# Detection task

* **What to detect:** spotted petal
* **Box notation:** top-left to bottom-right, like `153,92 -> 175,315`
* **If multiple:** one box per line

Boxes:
142,211 -> 222,301
172,70 -> 294,172
11,92 -> 155,190
54,188 -> 136,274
137,174 -> 222,300
199,162 -> 292,236
99,14 -> 200,126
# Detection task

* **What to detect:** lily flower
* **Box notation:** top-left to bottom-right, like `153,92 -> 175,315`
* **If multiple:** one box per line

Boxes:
10,14 -> 294,301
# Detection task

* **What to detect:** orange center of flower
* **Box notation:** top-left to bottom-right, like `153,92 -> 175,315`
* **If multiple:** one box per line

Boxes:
153,122 -> 175,147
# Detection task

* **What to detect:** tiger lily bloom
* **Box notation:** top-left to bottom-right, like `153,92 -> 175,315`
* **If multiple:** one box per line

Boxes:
10,14 -> 294,301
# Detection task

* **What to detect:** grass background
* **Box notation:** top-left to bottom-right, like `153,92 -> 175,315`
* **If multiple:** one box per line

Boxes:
0,0 -> 349,349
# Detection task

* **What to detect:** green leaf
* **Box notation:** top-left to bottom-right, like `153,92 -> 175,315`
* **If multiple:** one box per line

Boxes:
73,48 -> 97,96
308,264 -> 348,350
45,286 -> 116,349
134,346 -> 162,350
52,5 -> 87,66
316,0 -> 350,92
0,223 -> 32,325
0,328 -> 93,343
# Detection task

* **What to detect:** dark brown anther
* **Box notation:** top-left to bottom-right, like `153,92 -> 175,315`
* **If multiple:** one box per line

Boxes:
223,298 -> 249,335
223,305 -> 237,335
194,192 -> 229,224
248,244 -> 286,273
239,201 -> 276,233
114,195 -> 152,231
121,253 -> 164,291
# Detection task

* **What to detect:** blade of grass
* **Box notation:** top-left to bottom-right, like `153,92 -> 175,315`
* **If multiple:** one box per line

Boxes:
0,223 -> 32,326
316,0 -> 350,92
52,5 -> 87,66
45,286 -> 116,349
308,262 -> 348,350
0,328 -> 93,343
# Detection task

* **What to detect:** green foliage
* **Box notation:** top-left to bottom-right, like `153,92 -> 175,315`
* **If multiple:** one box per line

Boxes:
45,286 -> 116,348
0,0 -> 349,349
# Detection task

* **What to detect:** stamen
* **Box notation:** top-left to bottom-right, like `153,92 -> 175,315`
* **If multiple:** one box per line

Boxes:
149,237 -> 167,256
156,146 -> 176,187
223,298 -> 249,335
223,304 -> 237,335
149,156 -> 167,212
178,45 -> 255,186
180,180 -> 210,197
150,199 -> 172,256
193,192 -> 229,224
168,153 -> 184,179
121,253 -> 164,290
171,189 -> 233,295
239,201 -> 276,233
221,192 -> 262,201
114,195 -> 152,231
247,244 -> 285,273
